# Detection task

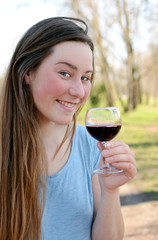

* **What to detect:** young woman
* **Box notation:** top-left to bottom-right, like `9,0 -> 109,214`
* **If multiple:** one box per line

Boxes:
0,17 -> 137,240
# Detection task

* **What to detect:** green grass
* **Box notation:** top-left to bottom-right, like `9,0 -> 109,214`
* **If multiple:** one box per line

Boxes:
77,104 -> 158,193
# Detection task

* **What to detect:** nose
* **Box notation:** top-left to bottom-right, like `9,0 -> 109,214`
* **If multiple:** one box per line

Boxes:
69,79 -> 85,99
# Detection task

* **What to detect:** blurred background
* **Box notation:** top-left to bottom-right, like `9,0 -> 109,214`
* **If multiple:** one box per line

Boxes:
0,0 -> 158,239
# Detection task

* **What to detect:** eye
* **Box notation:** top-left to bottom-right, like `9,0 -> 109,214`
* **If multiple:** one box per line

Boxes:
81,76 -> 91,82
60,71 -> 70,78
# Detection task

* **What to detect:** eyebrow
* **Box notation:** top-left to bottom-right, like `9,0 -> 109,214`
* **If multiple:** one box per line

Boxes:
56,61 -> 93,74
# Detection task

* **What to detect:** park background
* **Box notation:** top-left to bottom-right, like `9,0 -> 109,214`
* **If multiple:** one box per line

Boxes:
0,0 -> 158,239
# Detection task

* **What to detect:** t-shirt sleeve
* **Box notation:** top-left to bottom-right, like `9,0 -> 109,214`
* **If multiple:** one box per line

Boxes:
76,125 -> 101,173
89,133 -> 100,172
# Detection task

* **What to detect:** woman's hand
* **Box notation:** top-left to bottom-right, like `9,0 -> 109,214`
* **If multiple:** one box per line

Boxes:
97,140 -> 137,193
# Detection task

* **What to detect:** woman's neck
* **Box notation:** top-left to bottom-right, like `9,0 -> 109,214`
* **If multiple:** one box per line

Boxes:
40,121 -> 69,147
39,121 -> 74,175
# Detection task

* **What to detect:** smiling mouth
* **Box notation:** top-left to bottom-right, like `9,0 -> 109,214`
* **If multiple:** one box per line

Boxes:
57,100 -> 77,108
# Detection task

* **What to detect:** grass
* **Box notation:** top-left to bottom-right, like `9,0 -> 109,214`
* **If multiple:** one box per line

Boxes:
77,104 -> 158,193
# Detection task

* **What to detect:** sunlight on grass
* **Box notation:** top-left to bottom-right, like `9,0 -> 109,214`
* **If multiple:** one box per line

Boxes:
77,104 -> 158,192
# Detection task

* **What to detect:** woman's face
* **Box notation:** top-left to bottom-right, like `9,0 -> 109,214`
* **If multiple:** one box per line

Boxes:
25,41 -> 93,125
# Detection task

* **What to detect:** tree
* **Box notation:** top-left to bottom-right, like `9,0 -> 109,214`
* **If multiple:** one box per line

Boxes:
140,41 -> 158,105
69,0 -> 115,106
67,0 -> 156,111
115,0 -> 143,110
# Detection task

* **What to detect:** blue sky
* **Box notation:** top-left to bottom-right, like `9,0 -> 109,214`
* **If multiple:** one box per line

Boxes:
0,0 -> 66,75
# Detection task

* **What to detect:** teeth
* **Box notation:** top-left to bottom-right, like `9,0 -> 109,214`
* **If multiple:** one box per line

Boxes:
58,100 -> 75,108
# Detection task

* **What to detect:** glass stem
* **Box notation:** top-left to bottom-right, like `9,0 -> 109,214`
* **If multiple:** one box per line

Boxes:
101,141 -> 110,168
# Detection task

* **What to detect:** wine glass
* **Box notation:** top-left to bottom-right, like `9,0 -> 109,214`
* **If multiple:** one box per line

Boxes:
85,107 -> 123,175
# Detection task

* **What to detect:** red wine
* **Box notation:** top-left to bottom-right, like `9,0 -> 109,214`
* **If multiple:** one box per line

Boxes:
86,124 -> 121,141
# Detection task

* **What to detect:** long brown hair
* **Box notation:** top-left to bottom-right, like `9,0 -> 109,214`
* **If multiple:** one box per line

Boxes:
0,17 -> 94,240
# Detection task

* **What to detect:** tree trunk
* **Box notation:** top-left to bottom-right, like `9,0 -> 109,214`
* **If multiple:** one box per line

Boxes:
116,0 -> 142,111
70,0 -> 114,106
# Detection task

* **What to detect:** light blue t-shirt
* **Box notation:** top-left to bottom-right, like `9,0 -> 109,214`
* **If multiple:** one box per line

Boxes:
42,125 -> 100,240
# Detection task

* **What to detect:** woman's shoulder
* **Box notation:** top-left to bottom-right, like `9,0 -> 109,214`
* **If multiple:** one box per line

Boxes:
74,124 -> 100,170
75,124 -> 89,138
75,124 -> 97,147
76,124 -> 87,133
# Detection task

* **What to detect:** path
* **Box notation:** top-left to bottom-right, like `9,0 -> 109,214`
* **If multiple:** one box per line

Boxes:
120,183 -> 158,240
